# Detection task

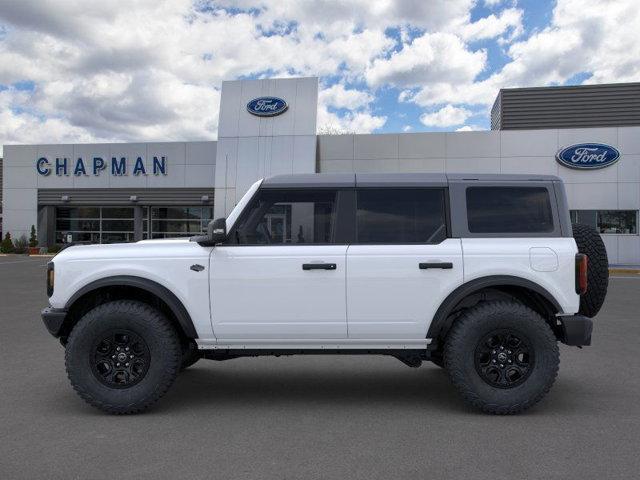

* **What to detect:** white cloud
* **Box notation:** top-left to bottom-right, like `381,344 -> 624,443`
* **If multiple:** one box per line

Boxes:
402,125 -> 413,132
459,8 -> 523,42
456,125 -> 484,132
319,84 -> 373,110
0,0 -> 638,146
420,105 -> 472,127
366,32 -> 486,88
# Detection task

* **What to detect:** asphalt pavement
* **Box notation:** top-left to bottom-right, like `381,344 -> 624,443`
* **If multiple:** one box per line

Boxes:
1,255 -> 639,479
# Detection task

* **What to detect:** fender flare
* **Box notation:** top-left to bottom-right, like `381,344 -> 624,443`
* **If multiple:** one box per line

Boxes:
426,275 -> 562,341
65,275 -> 198,338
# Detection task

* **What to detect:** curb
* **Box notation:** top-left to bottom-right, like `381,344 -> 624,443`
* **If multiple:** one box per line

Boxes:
609,268 -> 640,275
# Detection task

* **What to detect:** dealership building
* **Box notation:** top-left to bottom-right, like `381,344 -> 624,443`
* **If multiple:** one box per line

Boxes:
1,78 -> 640,264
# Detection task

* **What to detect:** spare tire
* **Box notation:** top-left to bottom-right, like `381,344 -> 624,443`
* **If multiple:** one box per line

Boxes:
572,223 -> 609,317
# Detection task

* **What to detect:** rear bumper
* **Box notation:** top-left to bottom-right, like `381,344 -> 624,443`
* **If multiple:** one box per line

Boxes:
41,307 -> 68,337
558,314 -> 593,346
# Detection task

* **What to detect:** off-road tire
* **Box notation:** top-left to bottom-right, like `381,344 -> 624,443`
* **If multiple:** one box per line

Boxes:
572,223 -> 609,318
444,301 -> 559,415
180,340 -> 202,370
65,300 -> 181,414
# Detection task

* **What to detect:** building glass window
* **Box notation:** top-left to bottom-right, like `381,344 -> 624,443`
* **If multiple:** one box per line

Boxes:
146,206 -> 213,239
356,188 -> 447,244
55,207 -> 135,244
570,210 -> 638,234
466,187 -> 554,233
232,189 -> 337,245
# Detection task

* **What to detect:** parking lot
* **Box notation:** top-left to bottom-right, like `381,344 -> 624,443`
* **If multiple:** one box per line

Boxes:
1,255 -> 640,479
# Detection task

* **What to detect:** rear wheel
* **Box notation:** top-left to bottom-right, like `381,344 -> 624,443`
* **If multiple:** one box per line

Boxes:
65,300 -> 181,414
444,301 -> 559,414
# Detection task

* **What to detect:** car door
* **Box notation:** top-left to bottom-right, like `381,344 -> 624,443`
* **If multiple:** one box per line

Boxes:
346,187 -> 463,339
210,188 -> 349,340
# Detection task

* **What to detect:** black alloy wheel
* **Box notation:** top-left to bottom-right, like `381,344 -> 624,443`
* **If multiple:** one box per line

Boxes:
474,330 -> 533,388
91,330 -> 151,388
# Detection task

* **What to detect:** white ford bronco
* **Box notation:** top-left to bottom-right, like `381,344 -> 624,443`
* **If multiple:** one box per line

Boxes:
42,173 -> 608,414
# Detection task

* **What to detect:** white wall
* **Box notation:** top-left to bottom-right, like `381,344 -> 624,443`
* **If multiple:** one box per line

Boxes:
318,126 -> 640,265
2,141 -> 216,241
214,77 -> 318,218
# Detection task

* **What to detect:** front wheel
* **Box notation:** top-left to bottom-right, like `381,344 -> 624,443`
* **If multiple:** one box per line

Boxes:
444,301 -> 559,415
65,300 -> 181,414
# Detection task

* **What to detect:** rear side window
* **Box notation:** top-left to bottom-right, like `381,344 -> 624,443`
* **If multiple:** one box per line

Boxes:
356,188 -> 447,243
466,187 -> 554,233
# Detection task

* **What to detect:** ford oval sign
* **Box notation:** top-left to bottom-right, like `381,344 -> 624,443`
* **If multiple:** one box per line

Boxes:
247,97 -> 288,117
556,143 -> 620,170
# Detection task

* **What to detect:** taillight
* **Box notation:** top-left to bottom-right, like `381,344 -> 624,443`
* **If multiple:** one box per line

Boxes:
575,254 -> 588,295
47,262 -> 54,297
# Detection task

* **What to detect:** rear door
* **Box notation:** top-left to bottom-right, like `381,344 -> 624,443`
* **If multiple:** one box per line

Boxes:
346,188 -> 463,339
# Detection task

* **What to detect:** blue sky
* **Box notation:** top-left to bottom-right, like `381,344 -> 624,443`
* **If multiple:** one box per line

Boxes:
0,0 -> 637,150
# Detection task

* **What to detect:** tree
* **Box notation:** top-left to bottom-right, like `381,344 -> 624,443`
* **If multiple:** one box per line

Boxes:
29,225 -> 38,248
1,232 -> 15,253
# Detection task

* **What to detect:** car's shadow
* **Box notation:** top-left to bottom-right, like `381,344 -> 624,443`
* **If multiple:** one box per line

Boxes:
162,361 -> 471,413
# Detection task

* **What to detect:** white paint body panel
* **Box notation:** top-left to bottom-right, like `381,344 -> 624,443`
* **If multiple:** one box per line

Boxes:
462,238 -> 580,314
49,239 -> 215,339
49,219 -> 580,349
210,245 -> 348,339
346,240 -> 463,339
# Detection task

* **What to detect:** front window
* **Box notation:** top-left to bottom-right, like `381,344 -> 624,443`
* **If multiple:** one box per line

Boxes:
232,189 -> 338,245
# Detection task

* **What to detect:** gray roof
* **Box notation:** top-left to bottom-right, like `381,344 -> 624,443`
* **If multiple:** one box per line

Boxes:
262,172 -> 560,188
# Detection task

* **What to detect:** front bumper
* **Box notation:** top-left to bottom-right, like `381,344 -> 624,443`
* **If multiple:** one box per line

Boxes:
558,314 -> 593,346
41,307 -> 68,337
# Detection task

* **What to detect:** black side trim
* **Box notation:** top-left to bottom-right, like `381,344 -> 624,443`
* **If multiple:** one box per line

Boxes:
426,275 -> 563,340
65,276 -> 198,338
41,307 -> 68,337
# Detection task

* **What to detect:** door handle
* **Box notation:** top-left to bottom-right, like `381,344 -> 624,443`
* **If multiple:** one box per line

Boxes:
419,262 -> 453,270
190,264 -> 205,272
302,263 -> 337,271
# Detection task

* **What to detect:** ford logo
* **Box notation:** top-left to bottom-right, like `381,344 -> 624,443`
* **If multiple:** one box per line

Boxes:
556,143 -> 620,170
247,97 -> 288,117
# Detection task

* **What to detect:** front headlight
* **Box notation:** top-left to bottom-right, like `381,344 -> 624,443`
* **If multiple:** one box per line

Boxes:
47,262 -> 54,297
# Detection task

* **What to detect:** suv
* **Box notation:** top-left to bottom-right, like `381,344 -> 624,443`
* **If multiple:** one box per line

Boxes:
41,173 -> 608,415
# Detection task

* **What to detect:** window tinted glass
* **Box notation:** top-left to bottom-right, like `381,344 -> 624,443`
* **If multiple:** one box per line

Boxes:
466,187 -> 554,233
571,209 -> 637,234
356,189 -> 447,243
234,189 -> 337,245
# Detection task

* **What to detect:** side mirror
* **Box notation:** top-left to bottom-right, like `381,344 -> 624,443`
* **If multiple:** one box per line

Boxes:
207,218 -> 227,244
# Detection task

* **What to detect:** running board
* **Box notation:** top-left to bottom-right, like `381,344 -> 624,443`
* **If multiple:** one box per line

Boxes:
196,339 -> 431,350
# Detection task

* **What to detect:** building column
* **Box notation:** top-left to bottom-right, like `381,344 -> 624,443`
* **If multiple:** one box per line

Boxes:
37,205 -> 56,247
133,206 -> 144,241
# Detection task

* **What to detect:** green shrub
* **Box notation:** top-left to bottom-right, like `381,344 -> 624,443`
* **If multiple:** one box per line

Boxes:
1,233 -> 15,253
29,225 -> 38,248
47,244 -> 63,254
13,235 -> 28,254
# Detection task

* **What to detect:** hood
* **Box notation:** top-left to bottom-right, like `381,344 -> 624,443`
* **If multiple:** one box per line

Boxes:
53,237 -> 199,262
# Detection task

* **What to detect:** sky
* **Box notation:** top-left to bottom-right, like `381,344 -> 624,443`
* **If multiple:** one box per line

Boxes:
0,0 -> 638,154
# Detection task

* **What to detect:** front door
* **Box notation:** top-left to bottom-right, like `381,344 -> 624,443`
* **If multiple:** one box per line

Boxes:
346,188 -> 463,339
210,188 -> 348,340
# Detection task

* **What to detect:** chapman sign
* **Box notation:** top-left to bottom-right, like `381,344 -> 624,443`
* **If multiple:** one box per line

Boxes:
246,97 -> 288,117
36,156 -> 168,177
556,143 -> 620,170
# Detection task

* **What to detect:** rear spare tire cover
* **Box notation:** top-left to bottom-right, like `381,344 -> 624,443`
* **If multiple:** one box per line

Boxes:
572,223 -> 609,317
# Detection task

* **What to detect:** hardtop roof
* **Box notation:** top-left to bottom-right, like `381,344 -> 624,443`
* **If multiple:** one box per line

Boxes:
261,172 -> 561,188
